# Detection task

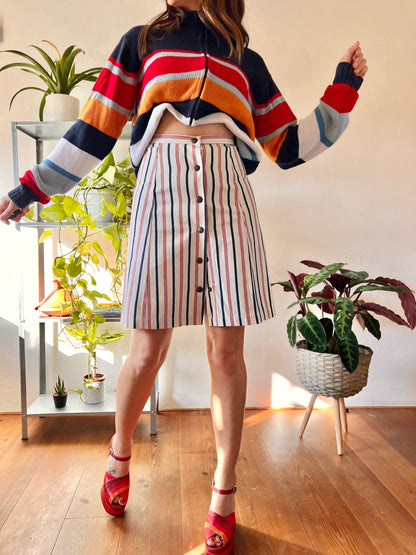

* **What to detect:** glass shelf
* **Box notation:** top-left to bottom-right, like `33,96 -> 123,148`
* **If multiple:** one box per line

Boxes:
27,391 -> 151,417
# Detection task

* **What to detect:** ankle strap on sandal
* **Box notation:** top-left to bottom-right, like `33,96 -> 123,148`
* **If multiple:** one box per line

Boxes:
109,446 -> 131,462
212,484 -> 237,495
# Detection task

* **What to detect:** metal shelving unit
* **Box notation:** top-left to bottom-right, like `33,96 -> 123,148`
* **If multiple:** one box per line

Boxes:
12,121 -> 158,439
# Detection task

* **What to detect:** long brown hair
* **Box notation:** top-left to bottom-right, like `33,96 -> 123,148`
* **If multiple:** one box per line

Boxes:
138,0 -> 249,63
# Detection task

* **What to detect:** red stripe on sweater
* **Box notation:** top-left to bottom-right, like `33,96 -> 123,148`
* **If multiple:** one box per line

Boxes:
254,102 -> 296,138
321,84 -> 359,113
20,170 -> 50,204
208,57 -> 251,99
108,56 -> 140,80
93,68 -> 137,110
139,53 -> 206,90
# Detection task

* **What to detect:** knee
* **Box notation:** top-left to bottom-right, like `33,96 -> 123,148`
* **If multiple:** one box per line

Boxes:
126,348 -> 168,380
206,340 -> 244,376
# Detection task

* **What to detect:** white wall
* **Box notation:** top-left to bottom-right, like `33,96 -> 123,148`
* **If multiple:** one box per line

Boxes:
1,0 -> 415,412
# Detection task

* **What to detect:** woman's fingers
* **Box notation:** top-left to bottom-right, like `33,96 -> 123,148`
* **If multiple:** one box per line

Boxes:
340,41 -> 368,78
0,197 -> 28,225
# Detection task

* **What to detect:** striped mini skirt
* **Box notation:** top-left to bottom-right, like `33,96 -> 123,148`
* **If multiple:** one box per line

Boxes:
121,135 -> 275,329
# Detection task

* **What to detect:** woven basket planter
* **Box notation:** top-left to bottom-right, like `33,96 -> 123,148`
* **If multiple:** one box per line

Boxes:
296,340 -> 373,398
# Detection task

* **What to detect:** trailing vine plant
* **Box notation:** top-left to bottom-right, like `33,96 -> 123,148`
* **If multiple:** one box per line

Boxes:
35,153 -> 136,381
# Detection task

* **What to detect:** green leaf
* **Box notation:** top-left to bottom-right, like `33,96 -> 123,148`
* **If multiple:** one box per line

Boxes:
297,312 -> 328,352
354,285 -> 410,293
92,241 -> 104,256
8,86 -> 47,110
97,332 -> 125,345
339,269 -> 369,281
116,194 -> 126,217
102,223 -> 120,241
67,257 -> 82,278
52,267 -> 66,278
50,194 -> 66,204
361,312 -> 381,340
94,314 -> 106,323
69,389 -> 84,396
334,297 -> 354,339
77,242 -> 91,256
336,331 -> 360,373
38,230 -> 52,243
103,199 -> 117,215
84,290 -> 99,307
287,315 -> 298,347
63,196 -> 82,216
40,204 -> 67,222
320,318 -> 334,342
303,263 -> 345,293
274,280 -> 294,291
102,166 -> 116,184
287,296 -> 333,310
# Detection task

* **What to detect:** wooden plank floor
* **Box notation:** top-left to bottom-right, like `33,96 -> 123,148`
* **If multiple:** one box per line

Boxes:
0,407 -> 415,554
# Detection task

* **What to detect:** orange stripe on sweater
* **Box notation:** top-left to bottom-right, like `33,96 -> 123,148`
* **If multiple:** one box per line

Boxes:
137,78 -> 204,115
79,98 -> 128,139
261,128 -> 290,161
201,80 -> 255,139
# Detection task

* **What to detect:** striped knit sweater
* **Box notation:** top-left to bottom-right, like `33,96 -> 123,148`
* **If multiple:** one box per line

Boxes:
9,10 -> 363,208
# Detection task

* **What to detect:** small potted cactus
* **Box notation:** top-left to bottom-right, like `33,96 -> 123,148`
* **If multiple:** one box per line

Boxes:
53,375 -> 68,408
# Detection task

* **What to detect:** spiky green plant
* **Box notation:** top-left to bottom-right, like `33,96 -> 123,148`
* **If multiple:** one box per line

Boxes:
273,261 -> 416,373
54,375 -> 66,395
0,40 -> 102,120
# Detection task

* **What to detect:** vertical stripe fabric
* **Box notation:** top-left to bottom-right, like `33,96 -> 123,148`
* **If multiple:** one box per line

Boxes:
121,135 -> 275,329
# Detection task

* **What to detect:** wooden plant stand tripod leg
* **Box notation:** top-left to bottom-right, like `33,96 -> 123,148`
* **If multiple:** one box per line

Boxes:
299,394 -> 349,455
340,397 -> 348,433
299,394 -> 318,438
333,398 -> 344,455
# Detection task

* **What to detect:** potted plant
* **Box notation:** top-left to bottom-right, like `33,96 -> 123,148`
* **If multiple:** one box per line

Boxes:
53,374 -> 68,408
31,153 -> 135,402
74,152 -> 136,225
274,260 -> 416,455
0,40 -> 102,120
273,260 -> 416,397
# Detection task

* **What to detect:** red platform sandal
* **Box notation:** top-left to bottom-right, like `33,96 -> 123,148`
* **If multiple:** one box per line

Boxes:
100,437 -> 131,517
204,484 -> 237,555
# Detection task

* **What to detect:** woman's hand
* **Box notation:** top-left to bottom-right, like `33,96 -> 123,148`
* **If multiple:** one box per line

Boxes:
0,195 -> 29,225
340,41 -> 368,78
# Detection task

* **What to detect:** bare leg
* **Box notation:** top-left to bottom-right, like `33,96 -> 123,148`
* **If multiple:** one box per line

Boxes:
108,328 -> 173,479
204,325 -> 246,547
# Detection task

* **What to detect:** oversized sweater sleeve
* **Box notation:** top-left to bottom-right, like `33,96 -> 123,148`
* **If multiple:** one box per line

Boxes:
249,53 -> 363,170
10,27 -> 142,208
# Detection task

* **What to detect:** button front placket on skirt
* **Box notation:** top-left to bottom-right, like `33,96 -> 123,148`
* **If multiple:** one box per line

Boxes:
190,137 -> 208,321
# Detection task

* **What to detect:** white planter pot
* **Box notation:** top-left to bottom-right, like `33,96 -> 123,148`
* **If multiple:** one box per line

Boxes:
84,189 -> 115,224
44,94 -> 80,121
82,373 -> 106,404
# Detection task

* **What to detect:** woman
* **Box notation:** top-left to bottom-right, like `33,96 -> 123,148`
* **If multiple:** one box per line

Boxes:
0,0 -> 367,552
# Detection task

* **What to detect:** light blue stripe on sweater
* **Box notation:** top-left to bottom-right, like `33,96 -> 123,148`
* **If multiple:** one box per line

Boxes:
314,107 -> 334,148
43,159 -> 80,182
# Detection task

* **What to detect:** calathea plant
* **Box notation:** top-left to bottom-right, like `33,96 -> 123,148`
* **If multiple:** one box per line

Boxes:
273,261 -> 416,373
